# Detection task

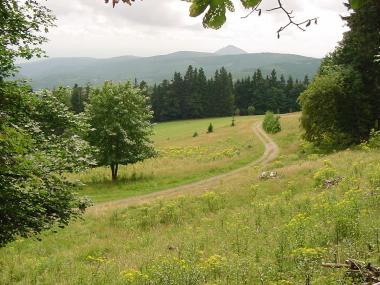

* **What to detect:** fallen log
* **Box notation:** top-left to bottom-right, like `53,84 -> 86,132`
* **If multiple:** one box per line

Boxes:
322,259 -> 380,284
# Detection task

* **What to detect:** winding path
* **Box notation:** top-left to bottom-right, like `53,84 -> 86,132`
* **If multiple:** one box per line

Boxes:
91,121 -> 279,213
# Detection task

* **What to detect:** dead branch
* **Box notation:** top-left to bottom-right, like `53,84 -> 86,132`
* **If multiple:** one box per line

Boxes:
323,259 -> 380,285
266,0 -> 318,38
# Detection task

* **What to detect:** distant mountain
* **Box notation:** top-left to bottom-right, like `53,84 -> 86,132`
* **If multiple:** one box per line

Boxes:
215,45 -> 247,55
18,50 -> 321,90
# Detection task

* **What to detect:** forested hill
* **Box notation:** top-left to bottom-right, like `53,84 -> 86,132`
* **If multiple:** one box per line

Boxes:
18,51 -> 321,90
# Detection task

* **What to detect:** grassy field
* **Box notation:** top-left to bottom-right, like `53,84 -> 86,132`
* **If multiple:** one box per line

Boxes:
74,116 -> 264,202
1,114 -> 380,285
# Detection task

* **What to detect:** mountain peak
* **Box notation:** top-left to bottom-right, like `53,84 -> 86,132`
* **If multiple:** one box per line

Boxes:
214,45 -> 247,55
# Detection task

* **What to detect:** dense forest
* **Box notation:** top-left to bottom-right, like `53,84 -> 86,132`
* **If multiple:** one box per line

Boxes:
150,66 -> 309,121
62,66 -> 309,122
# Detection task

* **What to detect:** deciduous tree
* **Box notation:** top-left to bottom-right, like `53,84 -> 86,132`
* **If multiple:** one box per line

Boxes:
0,0 -> 55,79
0,83 -> 93,247
86,81 -> 156,181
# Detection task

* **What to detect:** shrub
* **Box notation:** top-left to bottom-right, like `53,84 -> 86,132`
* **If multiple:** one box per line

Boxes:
368,129 -> 380,148
193,131 -> 198,137
262,112 -> 281,134
247,106 -> 255,115
207,123 -> 213,133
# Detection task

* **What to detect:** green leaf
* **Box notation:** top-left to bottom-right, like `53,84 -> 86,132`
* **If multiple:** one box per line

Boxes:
201,0 -> 234,29
240,0 -> 261,9
189,0 -> 210,17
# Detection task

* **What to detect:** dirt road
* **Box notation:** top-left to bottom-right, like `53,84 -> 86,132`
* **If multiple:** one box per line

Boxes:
91,121 -> 279,213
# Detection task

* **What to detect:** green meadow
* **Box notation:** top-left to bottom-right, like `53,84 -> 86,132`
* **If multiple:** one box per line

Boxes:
1,115 -> 380,285
74,116 -> 264,202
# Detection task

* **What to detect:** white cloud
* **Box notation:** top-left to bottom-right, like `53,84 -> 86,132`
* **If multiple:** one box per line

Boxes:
40,0 -> 349,58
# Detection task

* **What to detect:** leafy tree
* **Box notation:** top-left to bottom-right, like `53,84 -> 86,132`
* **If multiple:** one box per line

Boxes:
0,82 -> 93,247
0,0 -> 95,247
299,64 -> 366,147
300,0 -> 380,146
262,111 -> 281,134
86,81 -> 156,181
0,0 -> 55,79
53,86 -> 72,108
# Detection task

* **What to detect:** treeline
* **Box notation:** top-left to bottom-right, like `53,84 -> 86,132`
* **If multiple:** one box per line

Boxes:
150,65 -> 309,122
60,66 -> 309,121
235,70 -> 308,115
151,66 -> 233,121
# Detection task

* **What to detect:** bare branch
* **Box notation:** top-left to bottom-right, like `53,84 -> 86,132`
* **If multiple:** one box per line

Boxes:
241,0 -> 317,38
267,0 -> 318,38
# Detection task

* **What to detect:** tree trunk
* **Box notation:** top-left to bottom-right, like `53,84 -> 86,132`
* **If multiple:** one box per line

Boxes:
110,163 -> 118,181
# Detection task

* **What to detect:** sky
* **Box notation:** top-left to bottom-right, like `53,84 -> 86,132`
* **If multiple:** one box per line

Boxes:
39,0 -> 350,59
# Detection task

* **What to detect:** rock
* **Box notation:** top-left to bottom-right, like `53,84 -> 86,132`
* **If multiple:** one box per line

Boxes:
259,171 -> 278,180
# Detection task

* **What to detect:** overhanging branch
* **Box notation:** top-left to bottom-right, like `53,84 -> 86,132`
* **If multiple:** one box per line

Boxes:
242,0 -> 318,38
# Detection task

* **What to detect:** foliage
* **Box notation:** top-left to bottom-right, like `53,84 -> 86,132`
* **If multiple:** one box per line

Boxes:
0,0 -> 55,79
247,105 -> 255,115
299,66 -> 354,147
368,129 -> 380,149
86,81 -> 156,181
300,0 -> 380,148
71,84 -> 90,114
235,70 -> 308,115
262,111 -> 281,134
0,81 -> 93,247
207,122 -> 213,133
151,66 -> 308,122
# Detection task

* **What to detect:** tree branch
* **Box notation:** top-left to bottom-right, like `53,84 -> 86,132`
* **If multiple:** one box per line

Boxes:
242,0 -> 318,38
268,0 -> 318,38
241,1 -> 262,19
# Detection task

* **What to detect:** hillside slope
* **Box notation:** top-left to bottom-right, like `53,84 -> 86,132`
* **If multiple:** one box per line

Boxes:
1,115 -> 379,284
18,52 -> 321,89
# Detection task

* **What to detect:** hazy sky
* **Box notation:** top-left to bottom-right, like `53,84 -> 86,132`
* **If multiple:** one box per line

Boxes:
40,0 -> 349,59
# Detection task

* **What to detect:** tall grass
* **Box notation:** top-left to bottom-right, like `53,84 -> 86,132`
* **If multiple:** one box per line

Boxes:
72,116 -> 264,202
1,115 -> 379,284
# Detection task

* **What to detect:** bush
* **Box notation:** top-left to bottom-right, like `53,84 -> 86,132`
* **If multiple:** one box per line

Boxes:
247,106 -> 255,115
262,112 -> 281,134
193,131 -> 198,137
299,65 -> 365,148
207,123 -> 213,133
368,129 -> 380,148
